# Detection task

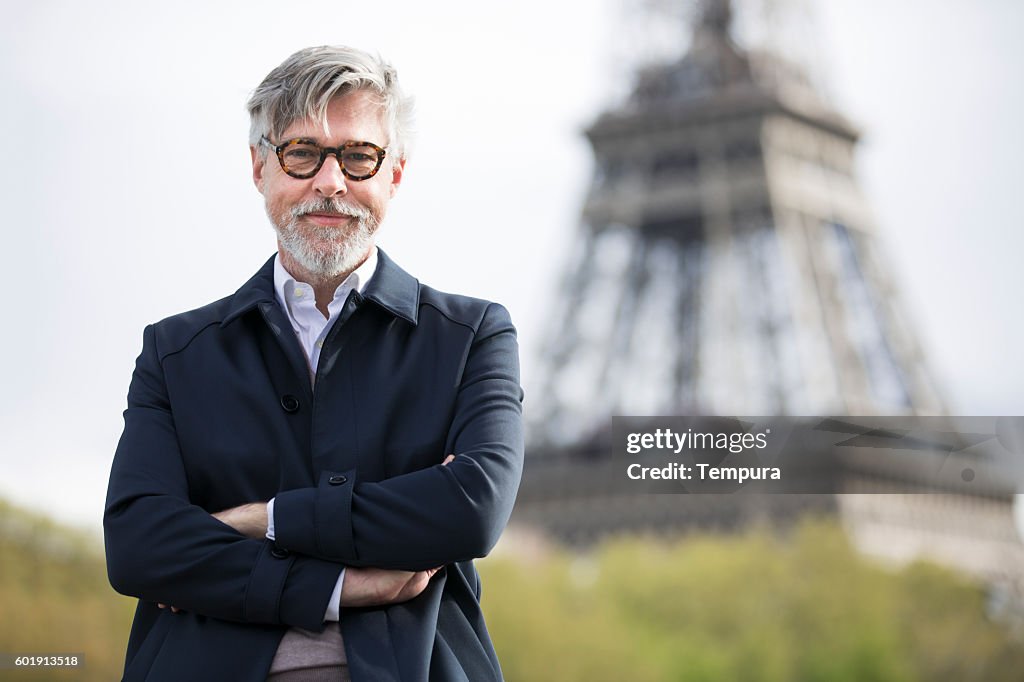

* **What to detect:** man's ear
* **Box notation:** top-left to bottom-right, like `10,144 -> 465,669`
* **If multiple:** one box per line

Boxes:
251,146 -> 266,194
389,158 -> 406,198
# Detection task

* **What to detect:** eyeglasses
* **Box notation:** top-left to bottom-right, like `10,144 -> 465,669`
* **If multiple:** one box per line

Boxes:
260,136 -> 387,180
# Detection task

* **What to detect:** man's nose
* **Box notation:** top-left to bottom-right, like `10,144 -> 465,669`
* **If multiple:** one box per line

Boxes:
312,154 -> 348,197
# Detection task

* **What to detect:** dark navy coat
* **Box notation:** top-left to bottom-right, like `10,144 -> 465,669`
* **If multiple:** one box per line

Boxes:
104,250 -> 524,681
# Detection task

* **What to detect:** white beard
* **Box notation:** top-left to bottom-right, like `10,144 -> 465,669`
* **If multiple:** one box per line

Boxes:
269,198 -> 379,279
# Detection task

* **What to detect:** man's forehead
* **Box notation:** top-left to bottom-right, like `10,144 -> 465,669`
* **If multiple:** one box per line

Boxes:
279,96 -> 387,142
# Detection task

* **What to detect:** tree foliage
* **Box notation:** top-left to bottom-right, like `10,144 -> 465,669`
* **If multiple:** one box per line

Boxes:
479,519 -> 1024,681
0,499 -> 134,681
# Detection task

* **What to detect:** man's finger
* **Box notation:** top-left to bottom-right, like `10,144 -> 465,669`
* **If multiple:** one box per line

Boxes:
442,454 -> 455,465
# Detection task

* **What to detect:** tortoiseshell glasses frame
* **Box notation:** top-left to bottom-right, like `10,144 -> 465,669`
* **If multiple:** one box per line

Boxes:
260,136 -> 388,181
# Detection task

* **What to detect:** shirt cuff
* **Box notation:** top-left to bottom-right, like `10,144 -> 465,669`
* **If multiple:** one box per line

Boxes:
324,569 -> 345,621
266,498 -> 275,541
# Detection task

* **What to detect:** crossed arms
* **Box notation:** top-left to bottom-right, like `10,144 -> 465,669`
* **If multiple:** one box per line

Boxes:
168,455 -> 454,612
104,303 -> 524,630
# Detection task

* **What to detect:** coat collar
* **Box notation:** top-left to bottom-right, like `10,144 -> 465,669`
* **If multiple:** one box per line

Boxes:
221,248 -> 420,327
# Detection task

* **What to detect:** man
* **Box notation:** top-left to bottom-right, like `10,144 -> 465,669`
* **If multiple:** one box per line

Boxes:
104,46 -> 524,682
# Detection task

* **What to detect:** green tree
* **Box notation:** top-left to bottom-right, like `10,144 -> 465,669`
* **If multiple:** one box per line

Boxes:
479,519 -> 1024,681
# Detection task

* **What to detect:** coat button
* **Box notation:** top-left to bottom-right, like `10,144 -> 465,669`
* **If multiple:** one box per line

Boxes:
328,475 -> 348,486
280,395 -> 300,413
271,547 -> 290,559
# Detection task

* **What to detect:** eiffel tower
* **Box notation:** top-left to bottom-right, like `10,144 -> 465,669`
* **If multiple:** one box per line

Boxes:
513,0 -> 1023,597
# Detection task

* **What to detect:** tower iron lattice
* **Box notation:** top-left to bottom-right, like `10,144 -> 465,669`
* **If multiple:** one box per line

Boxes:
531,0 -> 942,450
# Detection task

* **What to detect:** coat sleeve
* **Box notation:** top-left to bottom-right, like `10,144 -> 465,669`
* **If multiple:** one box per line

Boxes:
103,324 -> 343,629
272,302 -> 525,570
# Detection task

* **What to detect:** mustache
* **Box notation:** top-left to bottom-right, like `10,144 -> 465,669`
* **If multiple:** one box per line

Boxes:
290,199 -> 372,221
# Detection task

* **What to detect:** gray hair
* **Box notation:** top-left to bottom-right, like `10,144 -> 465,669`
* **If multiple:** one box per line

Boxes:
247,46 -> 414,162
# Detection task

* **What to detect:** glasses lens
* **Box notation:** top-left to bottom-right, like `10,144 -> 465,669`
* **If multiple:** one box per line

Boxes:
280,142 -> 322,175
342,145 -> 382,178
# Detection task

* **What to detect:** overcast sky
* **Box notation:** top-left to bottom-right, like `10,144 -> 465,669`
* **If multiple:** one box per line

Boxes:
1,0 -> 1022,532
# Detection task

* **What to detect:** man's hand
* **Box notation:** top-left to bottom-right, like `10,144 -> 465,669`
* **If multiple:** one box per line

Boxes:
340,566 -> 442,608
338,455 -> 452,607
212,501 -> 269,540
